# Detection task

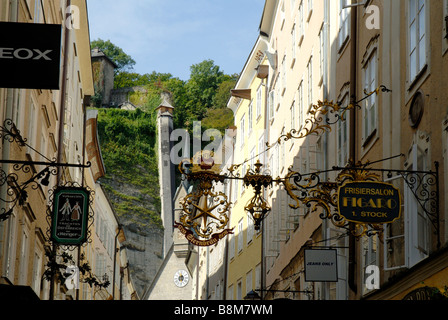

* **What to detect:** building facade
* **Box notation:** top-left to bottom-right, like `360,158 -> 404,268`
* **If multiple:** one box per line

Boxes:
0,0 -> 135,300
218,0 -> 448,301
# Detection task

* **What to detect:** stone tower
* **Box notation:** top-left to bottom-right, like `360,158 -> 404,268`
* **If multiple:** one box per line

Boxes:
156,92 -> 176,258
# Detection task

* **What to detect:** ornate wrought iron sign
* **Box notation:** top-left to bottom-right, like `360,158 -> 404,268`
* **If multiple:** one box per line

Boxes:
338,181 -> 401,224
50,186 -> 90,245
175,151 -> 233,246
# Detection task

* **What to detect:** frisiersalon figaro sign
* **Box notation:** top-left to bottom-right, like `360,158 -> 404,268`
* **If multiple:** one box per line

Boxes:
0,22 -> 61,89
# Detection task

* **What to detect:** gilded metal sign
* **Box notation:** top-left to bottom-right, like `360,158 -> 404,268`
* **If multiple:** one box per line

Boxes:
337,181 -> 401,224
176,151 -> 233,246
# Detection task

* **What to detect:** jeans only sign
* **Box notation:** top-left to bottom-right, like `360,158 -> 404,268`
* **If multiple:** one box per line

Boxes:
0,22 -> 61,89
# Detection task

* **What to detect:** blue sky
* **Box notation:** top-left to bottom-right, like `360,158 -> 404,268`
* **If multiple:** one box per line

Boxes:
86,0 -> 266,81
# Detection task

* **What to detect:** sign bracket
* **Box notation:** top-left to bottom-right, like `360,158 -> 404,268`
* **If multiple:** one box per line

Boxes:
0,118 -> 91,221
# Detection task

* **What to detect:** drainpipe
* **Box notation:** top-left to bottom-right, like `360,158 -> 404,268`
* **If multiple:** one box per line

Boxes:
113,225 -> 122,300
348,4 -> 358,296
50,0 -> 71,301
56,0 -> 71,180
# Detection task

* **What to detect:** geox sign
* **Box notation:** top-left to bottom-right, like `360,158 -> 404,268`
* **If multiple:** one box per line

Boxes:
0,22 -> 61,89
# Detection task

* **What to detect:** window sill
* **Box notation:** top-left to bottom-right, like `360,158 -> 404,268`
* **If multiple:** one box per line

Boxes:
408,64 -> 428,92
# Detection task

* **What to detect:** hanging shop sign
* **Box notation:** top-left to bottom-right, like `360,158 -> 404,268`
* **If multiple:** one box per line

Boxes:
175,151 -> 234,246
337,181 -> 401,224
0,22 -> 62,89
304,249 -> 338,282
51,187 -> 90,245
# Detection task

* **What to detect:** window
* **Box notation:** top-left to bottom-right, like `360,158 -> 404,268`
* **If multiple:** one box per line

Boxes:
307,57 -> 313,108
229,233 -> 235,260
408,0 -> 427,82
290,101 -> 296,131
319,25 -> 325,84
32,249 -> 43,294
268,90 -> 275,120
238,218 -> 244,252
405,143 -> 430,267
237,280 -> 243,300
28,100 -> 37,151
246,270 -> 253,295
255,264 -> 261,291
337,94 -> 350,166
3,212 -> 18,282
240,114 -> 245,147
228,284 -> 234,300
363,50 -> 377,143
34,0 -> 43,23
297,81 -> 304,129
256,86 -> 262,119
281,55 -> 287,95
307,0 -> 313,21
291,24 -> 296,65
443,0 -> 448,47
247,214 -> 254,243
362,233 -> 379,295
248,101 -> 253,134
339,0 -> 350,50
298,1 -> 304,46
18,228 -> 30,285
258,134 -> 265,159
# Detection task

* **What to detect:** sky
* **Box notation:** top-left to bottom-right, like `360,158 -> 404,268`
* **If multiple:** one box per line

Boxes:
86,0 -> 266,81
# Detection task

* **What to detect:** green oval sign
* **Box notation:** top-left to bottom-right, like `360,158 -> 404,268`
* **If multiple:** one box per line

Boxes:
337,181 -> 401,224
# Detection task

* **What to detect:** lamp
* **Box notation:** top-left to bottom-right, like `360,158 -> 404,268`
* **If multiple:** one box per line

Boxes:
243,161 -> 272,230
244,290 -> 261,300
40,169 -> 51,186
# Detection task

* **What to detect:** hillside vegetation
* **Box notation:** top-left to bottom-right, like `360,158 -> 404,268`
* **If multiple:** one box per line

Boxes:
92,40 -> 237,232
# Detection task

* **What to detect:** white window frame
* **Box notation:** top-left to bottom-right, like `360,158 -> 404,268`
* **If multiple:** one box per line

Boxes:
361,232 -> 379,295
268,90 -> 275,121
338,0 -> 350,50
362,49 -> 378,144
297,81 -> 304,129
298,1 -> 304,46
404,143 -> 430,268
408,0 -> 427,84
246,270 -> 253,295
291,23 -> 296,66
256,86 -> 262,119
248,100 -> 253,135
238,218 -> 244,253
337,93 -> 350,167
240,114 -> 245,148
307,57 -> 313,109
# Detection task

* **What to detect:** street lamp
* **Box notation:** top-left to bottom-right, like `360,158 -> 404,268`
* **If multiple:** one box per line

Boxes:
243,161 -> 272,230
244,290 -> 261,300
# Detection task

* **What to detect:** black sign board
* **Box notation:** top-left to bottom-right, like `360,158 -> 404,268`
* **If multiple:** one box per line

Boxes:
338,181 -> 401,224
51,187 -> 90,245
0,22 -> 62,89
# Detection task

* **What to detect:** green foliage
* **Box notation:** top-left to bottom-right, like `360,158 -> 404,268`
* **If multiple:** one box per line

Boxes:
90,39 -> 238,232
95,108 -> 162,230
91,38 -> 136,73
184,60 -> 226,120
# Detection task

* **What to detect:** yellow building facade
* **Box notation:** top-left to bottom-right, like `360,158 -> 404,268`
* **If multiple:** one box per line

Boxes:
226,37 -> 270,300
0,0 -> 135,300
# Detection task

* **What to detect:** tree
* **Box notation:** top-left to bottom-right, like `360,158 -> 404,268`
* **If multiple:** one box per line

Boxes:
185,60 -> 225,119
91,38 -> 136,74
